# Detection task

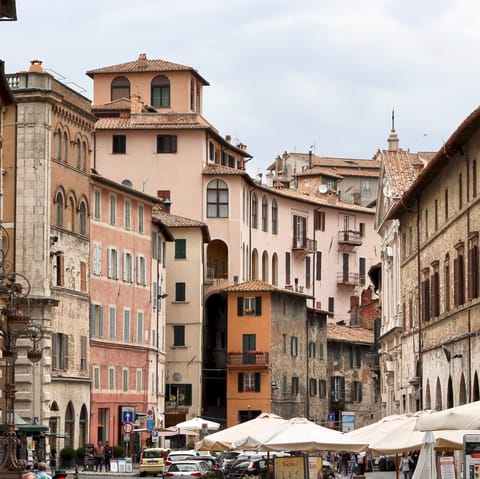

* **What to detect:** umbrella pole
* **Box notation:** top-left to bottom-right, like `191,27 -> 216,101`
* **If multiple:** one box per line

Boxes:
396,453 -> 399,479
267,451 -> 271,479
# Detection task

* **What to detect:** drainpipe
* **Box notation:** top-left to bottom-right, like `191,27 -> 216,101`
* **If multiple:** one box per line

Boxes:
416,194 -> 423,411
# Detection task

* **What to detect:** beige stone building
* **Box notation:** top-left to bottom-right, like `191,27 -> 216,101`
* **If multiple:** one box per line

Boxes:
6,61 -> 96,450
388,107 -> 480,412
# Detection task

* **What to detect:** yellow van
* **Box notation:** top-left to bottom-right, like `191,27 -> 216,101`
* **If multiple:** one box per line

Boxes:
139,448 -> 170,476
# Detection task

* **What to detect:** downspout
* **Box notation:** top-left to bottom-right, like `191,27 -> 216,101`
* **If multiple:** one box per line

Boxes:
416,194 -> 423,410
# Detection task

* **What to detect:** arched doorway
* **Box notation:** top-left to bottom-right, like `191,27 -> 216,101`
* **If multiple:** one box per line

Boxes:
435,378 -> 442,410
49,402 -> 60,452
79,405 -> 88,447
65,402 -> 75,448
206,239 -> 228,280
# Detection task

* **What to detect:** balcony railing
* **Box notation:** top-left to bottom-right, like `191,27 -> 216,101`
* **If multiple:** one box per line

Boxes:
292,238 -> 316,252
336,272 -> 360,286
337,230 -> 363,246
226,351 -> 269,368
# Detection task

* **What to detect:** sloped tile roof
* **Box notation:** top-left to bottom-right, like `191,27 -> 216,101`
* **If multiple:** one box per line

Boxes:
268,153 -> 380,171
154,211 -> 210,243
327,323 -> 374,345
296,167 -> 344,179
86,54 -> 209,85
92,98 -> 131,110
223,279 -> 312,298
95,113 -> 209,130
202,164 -> 250,176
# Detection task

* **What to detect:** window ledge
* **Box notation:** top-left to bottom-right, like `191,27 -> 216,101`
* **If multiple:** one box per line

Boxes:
172,301 -> 190,304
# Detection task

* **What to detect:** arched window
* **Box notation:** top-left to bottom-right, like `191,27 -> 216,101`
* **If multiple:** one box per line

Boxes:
261,196 -> 268,232
271,199 -> 278,234
55,129 -> 62,159
81,141 -> 87,171
251,193 -> 258,229
64,402 -> 75,448
262,251 -> 268,282
55,192 -> 64,227
62,131 -> 68,162
75,139 -> 81,168
151,75 -> 170,108
207,179 -> 228,218
272,253 -> 278,286
79,405 -> 88,447
435,377 -> 442,410
69,197 -> 75,231
111,76 -> 130,101
79,202 -> 87,235
251,249 -> 259,280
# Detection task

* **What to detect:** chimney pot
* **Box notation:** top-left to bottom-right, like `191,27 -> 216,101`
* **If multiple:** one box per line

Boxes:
29,60 -> 43,72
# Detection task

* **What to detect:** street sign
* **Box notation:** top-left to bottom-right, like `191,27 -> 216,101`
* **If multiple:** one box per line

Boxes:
122,422 -> 134,434
146,408 -> 154,418
122,406 -> 135,423
147,418 -> 155,432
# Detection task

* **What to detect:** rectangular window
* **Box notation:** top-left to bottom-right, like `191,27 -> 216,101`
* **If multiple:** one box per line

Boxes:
350,345 -> 361,368
173,325 -> 185,347
421,271 -> 431,322
282,375 -> 287,394
123,252 -> 134,282
291,336 -> 298,357
316,251 -> 322,281
93,243 -> 102,275
108,367 -> 115,390
123,309 -> 130,342
454,249 -> 465,307
80,336 -> 87,371
237,372 -> 261,393
431,265 -> 440,318
237,296 -> 262,316
55,254 -> 64,287
124,199 -> 131,230
331,376 -> 345,401
444,257 -> 450,312
109,194 -> 116,226
308,341 -> 316,358
459,173 -> 463,210
473,160 -> 478,198
109,307 -> 116,340
319,342 -> 325,360
359,257 -> 366,286
319,379 -> 327,397
309,378 -> 318,396
136,369 -> 142,393
175,239 -> 186,259
90,304 -> 104,338
93,366 -> 100,389
285,252 -> 291,285
293,215 -> 307,249
52,333 -> 69,370
94,189 -> 101,220
138,204 -> 144,234
305,256 -> 311,289
166,384 -> 192,406
328,297 -> 335,313
468,239 -> 479,300
445,188 -> 449,221
352,381 -> 363,402
122,368 -> 128,392
434,199 -> 438,231
291,376 -> 299,396
136,255 -> 147,285
175,282 -> 186,302
112,135 -> 126,154
157,135 -> 177,153
137,311 -> 143,343
359,222 -> 365,238
314,210 -> 325,231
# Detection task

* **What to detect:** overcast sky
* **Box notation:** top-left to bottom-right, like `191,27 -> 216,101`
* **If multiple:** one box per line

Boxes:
3,0 -> 480,175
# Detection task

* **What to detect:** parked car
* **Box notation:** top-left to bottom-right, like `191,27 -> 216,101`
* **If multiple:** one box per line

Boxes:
225,455 -> 270,479
164,460 -> 214,478
214,451 -> 243,478
165,450 -> 199,468
139,448 -> 170,476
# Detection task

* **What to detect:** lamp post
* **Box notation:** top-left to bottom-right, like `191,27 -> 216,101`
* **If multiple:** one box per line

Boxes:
0,226 -> 43,478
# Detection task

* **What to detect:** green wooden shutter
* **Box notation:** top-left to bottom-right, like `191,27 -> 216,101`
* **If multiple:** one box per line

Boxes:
255,373 -> 261,392
255,297 -> 262,315
184,384 -> 192,405
237,297 -> 244,316
238,373 -> 244,392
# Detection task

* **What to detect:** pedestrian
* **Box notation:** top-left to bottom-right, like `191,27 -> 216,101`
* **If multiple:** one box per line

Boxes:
37,462 -> 52,479
49,448 -> 57,475
94,441 -> 104,472
357,452 -> 365,475
341,452 -> 350,476
349,453 -> 358,479
399,452 -> 413,479
104,441 -> 113,472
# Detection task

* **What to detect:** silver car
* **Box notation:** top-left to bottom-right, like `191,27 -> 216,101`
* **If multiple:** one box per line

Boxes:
164,460 -> 213,478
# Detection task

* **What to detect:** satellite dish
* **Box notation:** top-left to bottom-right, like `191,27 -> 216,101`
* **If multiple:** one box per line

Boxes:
172,372 -> 182,381
319,185 -> 328,193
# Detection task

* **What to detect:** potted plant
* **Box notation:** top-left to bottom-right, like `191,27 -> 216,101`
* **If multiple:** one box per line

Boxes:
59,447 -> 76,468
113,445 -> 125,458
75,447 -> 84,465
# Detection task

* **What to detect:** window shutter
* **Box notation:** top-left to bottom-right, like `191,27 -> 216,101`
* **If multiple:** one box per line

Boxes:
89,305 -> 95,337
359,382 -> 363,402
237,298 -> 244,316
357,346 -> 362,367
184,384 -> 192,405
255,297 -> 262,316
171,135 -> 177,153
238,373 -> 244,392
52,334 -> 57,369
80,261 -> 87,292
316,251 -> 322,281
63,334 -> 69,370
59,255 -> 65,286
340,377 -> 345,400
137,256 -> 141,284
99,306 -> 104,338
349,346 -> 354,368
453,258 -> 459,306
255,373 -> 261,392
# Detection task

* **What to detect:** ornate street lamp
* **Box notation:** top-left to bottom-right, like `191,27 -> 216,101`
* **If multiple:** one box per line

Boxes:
0,226 -> 43,477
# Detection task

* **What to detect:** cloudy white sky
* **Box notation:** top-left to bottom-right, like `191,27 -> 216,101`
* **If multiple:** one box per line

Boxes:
3,0 -> 480,175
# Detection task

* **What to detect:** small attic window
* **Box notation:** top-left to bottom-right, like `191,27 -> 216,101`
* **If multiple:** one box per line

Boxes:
121,179 -> 133,188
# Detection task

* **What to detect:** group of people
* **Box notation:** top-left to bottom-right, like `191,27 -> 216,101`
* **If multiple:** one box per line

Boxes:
93,441 -> 113,472
399,451 -> 419,479
335,452 -> 369,477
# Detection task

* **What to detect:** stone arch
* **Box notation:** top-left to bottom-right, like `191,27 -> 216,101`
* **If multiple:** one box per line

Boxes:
251,248 -> 259,280
424,379 -> 431,410
272,253 -> 278,286
447,375 -> 454,408
79,404 -> 88,447
459,373 -> 467,405
206,239 -> 228,280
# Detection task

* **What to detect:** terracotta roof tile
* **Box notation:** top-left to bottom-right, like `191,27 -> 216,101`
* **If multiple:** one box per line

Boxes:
86,54 -> 209,85
92,98 -> 131,110
327,323 -> 374,345
153,211 -> 210,243
223,279 -> 312,298
95,113 -> 209,131
268,153 -> 380,171
202,164 -> 250,176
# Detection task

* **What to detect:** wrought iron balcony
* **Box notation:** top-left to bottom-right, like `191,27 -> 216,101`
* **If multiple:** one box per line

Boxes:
337,230 -> 363,246
226,351 -> 269,368
336,272 -> 360,286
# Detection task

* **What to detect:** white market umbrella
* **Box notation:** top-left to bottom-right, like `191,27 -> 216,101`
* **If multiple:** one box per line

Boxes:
415,401 -> 480,431
230,416 -> 367,453
412,431 -> 436,479
175,417 -> 220,431
195,412 -> 285,451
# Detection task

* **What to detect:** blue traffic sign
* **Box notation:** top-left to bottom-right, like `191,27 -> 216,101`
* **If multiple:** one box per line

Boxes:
122,409 -> 134,423
147,418 -> 155,432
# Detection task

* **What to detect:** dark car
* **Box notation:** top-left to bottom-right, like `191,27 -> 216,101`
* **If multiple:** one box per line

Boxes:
225,455 -> 269,479
215,451 -> 242,478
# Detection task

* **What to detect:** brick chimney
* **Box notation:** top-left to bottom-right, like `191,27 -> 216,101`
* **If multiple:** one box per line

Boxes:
137,53 -> 148,68
29,60 -> 43,72
130,93 -> 143,114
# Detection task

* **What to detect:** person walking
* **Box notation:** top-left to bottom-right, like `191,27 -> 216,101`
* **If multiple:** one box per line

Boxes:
400,452 -> 413,479
49,449 -> 57,476
94,441 -> 104,472
104,441 -> 113,472
37,462 -> 52,479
